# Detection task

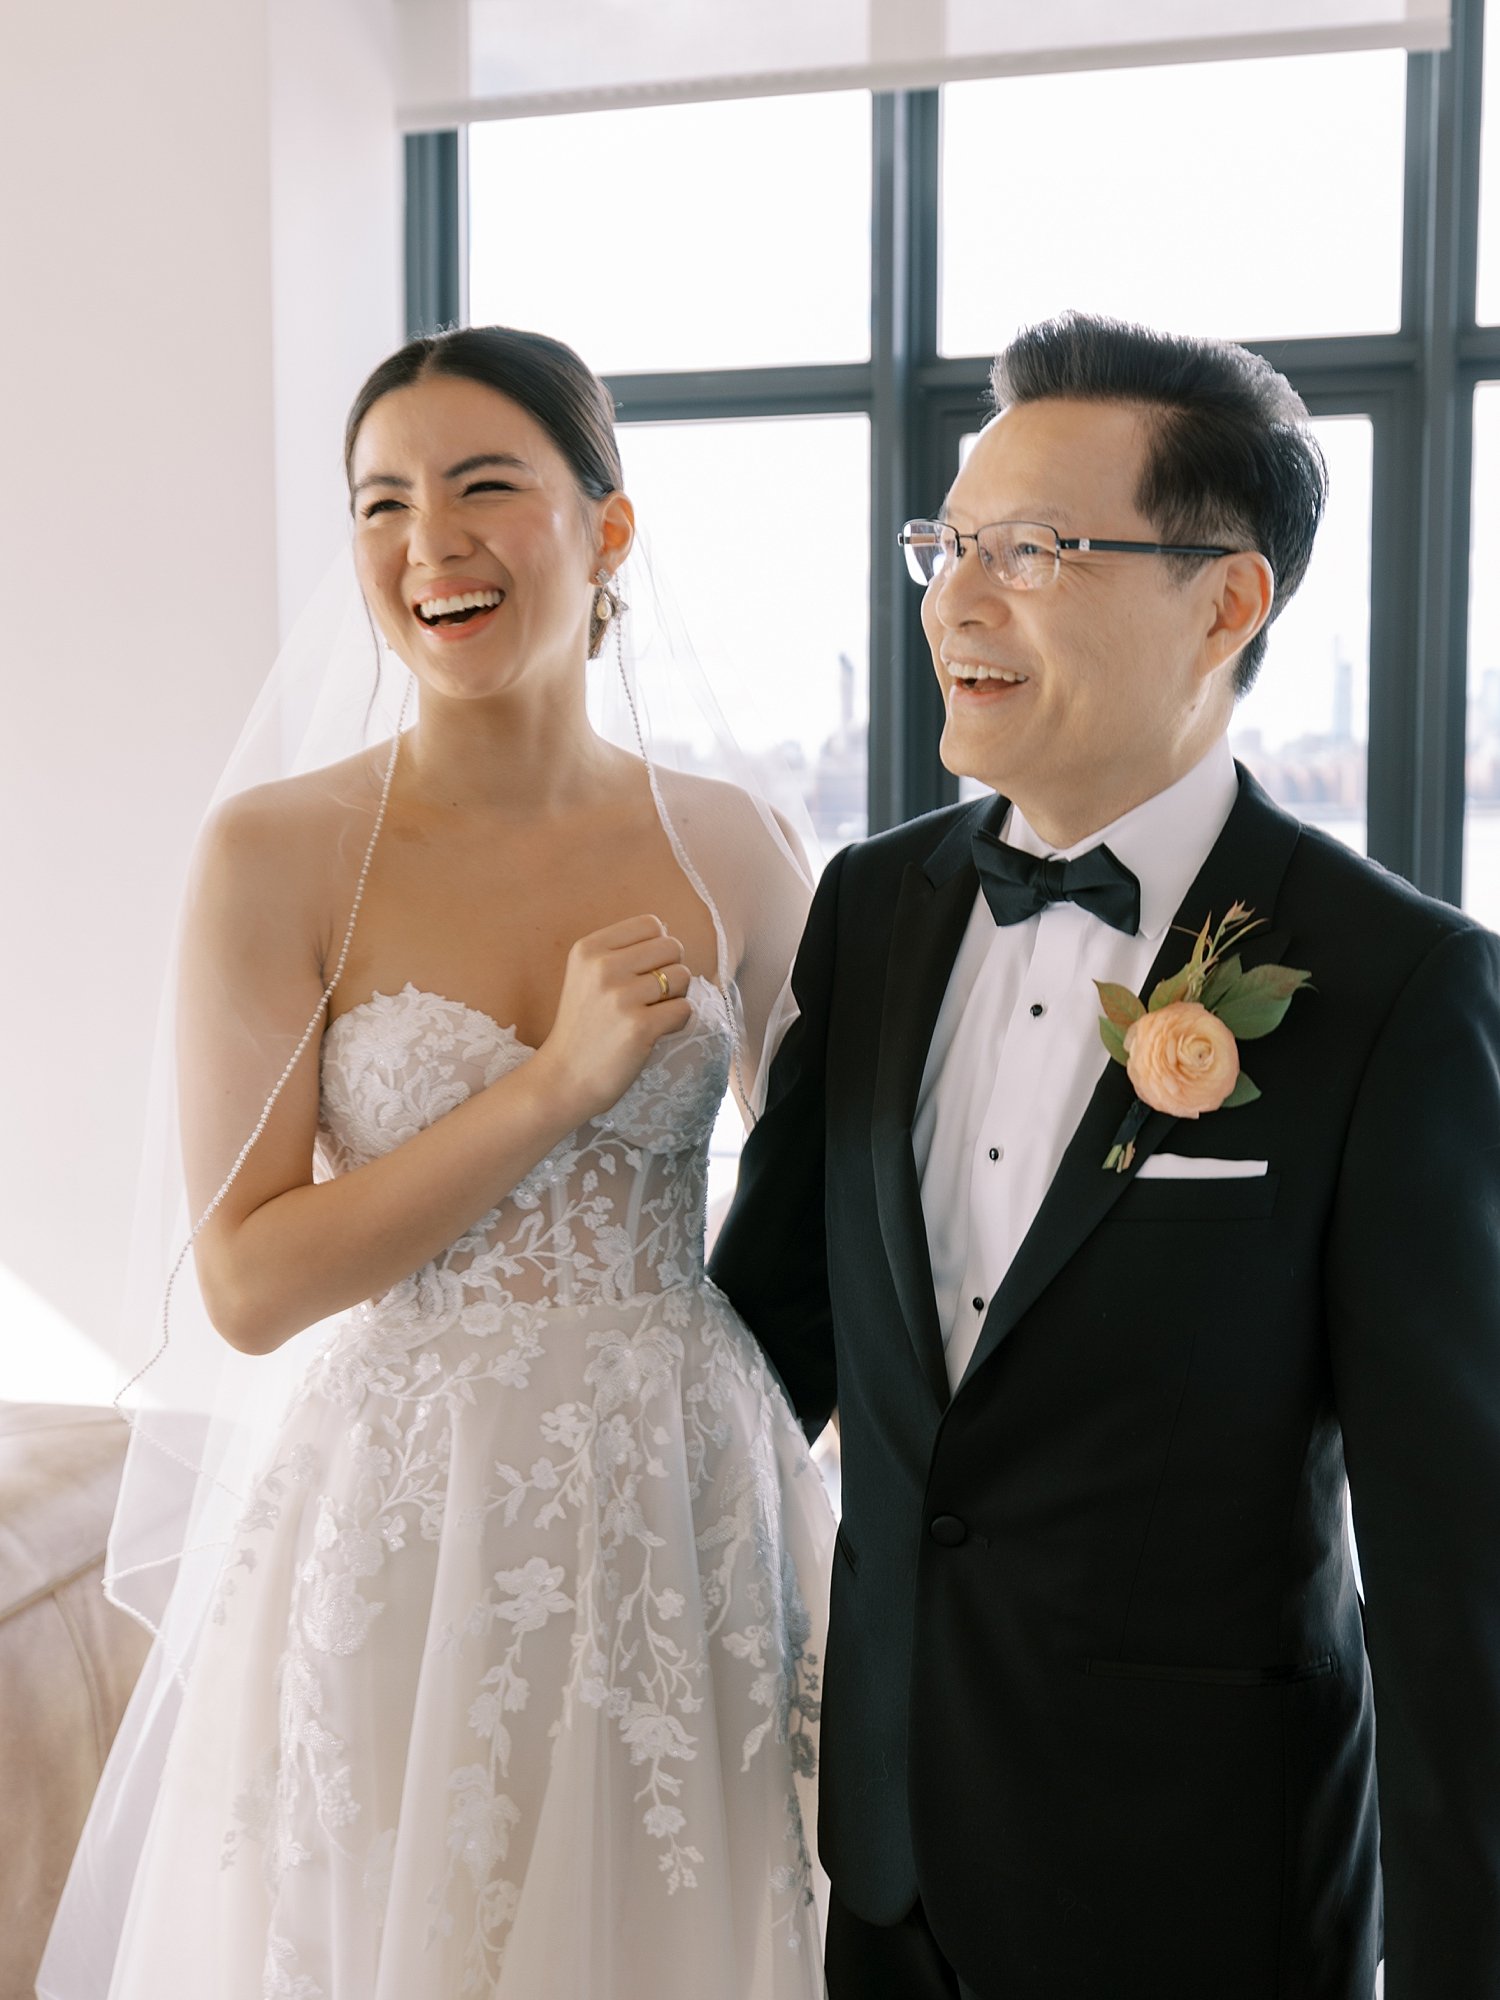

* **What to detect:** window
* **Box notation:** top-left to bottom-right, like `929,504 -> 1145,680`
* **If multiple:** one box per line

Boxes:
616,415 -> 871,855
940,53 -> 1407,355
420,0 -> 1499,907
467,89 -> 875,867
469,94 -> 872,374
1232,418 -> 1373,849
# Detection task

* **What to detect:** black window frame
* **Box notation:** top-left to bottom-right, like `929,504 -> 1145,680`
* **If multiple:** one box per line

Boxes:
405,0 -> 1499,903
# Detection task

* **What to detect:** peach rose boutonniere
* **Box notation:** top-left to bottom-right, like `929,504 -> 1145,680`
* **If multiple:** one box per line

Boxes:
1095,903 -> 1310,1173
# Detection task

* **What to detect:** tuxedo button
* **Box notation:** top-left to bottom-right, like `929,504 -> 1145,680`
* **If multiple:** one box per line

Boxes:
929,1514 -> 967,1547
988,1146 -> 1002,1162
1029,1002 -> 1045,1018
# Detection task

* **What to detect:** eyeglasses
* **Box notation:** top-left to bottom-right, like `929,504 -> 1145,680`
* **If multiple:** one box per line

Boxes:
898,518 -> 1237,591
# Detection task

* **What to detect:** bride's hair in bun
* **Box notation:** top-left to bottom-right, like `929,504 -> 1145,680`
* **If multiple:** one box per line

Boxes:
343,324 -> 624,506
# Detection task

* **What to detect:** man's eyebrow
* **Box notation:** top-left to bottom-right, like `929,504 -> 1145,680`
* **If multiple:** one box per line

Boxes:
936,497 -> 1075,526
351,451 -> 533,498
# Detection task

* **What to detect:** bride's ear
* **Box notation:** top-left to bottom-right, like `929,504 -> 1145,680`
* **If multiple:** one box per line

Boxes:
596,492 -> 635,573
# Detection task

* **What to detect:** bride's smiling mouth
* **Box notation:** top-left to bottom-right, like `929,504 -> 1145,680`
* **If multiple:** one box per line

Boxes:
411,585 -> 506,637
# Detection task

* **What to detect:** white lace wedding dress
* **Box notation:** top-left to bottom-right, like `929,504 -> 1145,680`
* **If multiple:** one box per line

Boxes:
102,973 -> 832,2000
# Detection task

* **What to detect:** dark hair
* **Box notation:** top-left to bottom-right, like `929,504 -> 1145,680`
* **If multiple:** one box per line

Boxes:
989,311 -> 1327,697
344,324 -> 623,502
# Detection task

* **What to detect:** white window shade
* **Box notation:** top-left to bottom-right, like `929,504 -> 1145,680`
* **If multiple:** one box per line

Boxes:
397,0 -> 1448,128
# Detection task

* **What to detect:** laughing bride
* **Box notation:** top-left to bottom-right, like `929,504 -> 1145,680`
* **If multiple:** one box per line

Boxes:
40,324 -> 832,2000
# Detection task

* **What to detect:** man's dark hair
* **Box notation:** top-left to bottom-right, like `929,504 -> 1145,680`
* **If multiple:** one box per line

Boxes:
990,311 -> 1327,696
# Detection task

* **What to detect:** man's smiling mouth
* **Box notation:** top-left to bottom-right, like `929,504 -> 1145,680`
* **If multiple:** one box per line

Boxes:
950,663 -> 1029,690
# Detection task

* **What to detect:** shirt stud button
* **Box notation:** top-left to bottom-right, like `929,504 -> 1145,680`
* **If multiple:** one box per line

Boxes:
972,1296 -> 984,1313
988,1146 -> 1001,1162
1029,1002 -> 1045,1018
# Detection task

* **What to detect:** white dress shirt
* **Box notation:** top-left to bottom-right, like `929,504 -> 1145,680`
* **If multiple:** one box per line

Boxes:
914,740 -> 1240,1392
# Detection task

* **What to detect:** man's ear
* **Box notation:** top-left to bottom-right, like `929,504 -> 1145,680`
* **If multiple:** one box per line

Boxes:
1202,550 -> 1275,676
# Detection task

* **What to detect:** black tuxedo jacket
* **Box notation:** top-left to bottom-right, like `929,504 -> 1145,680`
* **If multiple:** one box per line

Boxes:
710,768 -> 1500,1999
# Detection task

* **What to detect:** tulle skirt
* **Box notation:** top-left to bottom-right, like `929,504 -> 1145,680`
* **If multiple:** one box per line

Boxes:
44,1280 -> 832,2000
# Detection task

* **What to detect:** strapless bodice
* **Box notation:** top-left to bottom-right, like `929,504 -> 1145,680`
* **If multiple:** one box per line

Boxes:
316,977 -> 732,1319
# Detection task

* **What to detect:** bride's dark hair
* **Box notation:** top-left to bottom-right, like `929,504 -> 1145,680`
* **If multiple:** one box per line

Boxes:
344,324 -> 624,502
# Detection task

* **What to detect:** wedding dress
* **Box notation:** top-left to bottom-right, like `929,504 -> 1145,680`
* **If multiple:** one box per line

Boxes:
97,968 -> 831,1999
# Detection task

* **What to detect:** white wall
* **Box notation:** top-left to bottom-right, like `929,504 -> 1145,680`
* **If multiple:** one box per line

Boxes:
0,0 -> 401,1389
270,0 -> 403,627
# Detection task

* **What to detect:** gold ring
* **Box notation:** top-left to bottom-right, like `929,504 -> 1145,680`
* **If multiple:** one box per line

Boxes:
654,969 -> 672,998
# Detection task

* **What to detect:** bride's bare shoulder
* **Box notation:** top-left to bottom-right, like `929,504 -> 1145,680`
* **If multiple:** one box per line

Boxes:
651,764 -> 810,868
191,745 -> 391,906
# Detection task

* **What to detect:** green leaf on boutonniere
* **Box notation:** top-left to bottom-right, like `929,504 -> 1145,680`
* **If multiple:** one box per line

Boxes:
1214,964 -> 1312,1041
1215,996 -> 1289,1039
1095,981 -> 1146,1030
1149,963 -> 1196,1010
1235,963 -> 1312,1001
1098,1017 -> 1129,1065
1199,955 -> 1243,1011
1220,1071 -> 1262,1109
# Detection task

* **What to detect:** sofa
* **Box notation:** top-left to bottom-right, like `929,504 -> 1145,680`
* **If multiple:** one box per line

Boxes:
0,1403 -> 152,2000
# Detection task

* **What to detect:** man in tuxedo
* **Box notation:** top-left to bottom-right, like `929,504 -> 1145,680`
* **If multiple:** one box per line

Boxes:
710,312 -> 1500,1998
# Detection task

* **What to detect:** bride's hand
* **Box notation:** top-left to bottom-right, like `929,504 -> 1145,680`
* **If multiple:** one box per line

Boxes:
531,916 -> 695,1124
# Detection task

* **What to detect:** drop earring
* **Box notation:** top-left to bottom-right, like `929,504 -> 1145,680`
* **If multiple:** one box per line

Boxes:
589,569 -> 625,659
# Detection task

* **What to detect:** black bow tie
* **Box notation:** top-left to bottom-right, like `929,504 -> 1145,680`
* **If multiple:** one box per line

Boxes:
971,828 -> 1141,936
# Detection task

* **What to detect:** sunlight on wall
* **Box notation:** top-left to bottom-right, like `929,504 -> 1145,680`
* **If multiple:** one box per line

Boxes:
0,1263 -> 120,1408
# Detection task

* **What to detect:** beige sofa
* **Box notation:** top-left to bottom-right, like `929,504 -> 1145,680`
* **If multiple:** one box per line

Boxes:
0,1403 -> 152,2000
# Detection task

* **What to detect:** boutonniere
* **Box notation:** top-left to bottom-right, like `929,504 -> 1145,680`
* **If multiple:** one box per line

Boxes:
1095,903 -> 1310,1173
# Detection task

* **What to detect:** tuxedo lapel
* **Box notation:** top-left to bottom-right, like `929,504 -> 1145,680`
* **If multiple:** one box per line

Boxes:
872,795 -> 1005,1411
955,768 -> 1304,1395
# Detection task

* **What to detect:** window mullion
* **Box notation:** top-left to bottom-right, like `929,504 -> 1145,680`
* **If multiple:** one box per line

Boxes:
868,89 -> 948,834
1403,4 -> 1480,904
404,131 -> 463,339
604,365 -> 872,423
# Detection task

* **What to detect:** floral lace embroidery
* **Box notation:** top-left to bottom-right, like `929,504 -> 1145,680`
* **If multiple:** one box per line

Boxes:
263,1931 -> 323,2000
215,981 -> 823,1985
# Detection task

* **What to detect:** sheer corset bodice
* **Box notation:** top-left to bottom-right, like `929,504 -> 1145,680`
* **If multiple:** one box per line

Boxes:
317,977 -> 732,1319
68,966 -> 831,2000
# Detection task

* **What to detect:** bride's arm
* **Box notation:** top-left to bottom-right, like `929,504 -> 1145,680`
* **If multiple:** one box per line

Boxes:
709,843 -> 845,1436
179,792 -> 690,1357
657,770 -> 814,1123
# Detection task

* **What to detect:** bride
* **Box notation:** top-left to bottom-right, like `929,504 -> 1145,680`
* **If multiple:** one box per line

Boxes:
43,325 -> 833,1998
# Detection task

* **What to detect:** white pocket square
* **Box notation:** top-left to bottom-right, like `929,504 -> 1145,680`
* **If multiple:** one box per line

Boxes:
1135,1155 -> 1269,1180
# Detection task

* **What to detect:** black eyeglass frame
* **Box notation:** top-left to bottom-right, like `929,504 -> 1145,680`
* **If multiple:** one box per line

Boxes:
898,518 -> 1239,588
